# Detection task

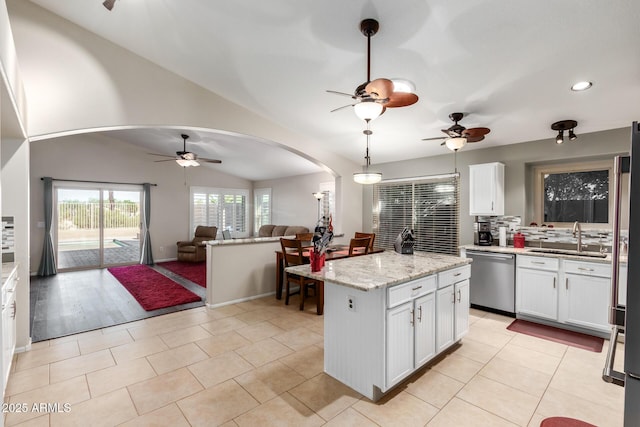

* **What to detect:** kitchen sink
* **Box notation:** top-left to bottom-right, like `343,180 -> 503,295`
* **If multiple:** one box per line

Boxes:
527,248 -> 608,258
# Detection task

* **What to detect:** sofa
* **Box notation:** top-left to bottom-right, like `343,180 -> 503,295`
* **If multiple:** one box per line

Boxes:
177,225 -> 218,262
258,224 -> 309,238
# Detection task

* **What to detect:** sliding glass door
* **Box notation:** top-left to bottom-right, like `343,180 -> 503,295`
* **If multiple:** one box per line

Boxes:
55,185 -> 142,270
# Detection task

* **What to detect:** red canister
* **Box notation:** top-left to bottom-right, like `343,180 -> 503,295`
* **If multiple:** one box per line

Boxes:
513,232 -> 525,248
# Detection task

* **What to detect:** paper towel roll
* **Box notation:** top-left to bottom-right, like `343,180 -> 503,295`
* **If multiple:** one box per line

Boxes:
499,227 -> 507,247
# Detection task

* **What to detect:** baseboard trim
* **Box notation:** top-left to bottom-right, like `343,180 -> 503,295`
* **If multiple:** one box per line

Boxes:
205,291 -> 276,309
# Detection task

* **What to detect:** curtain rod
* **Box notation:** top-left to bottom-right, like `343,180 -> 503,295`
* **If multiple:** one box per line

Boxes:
41,178 -> 157,186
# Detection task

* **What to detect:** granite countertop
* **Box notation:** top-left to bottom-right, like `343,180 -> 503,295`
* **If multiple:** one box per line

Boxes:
460,244 -> 625,264
285,251 -> 471,291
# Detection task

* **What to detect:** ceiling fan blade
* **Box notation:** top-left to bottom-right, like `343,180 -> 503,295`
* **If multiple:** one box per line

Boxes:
462,127 -> 491,138
330,103 -> 356,113
385,92 -> 419,108
422,136 -> 445,141
440,141 -> 446,146
326,90 -> 357,99
466,135 -> 485,143
148,153 -> 176,158
200,158 -> 222,164
365,78 -> 394,100
154,159 -> 177,163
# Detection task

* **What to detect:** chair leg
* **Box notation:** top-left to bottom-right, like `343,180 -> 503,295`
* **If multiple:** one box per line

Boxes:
285,279 -> 291,305
299,279 -> 306,311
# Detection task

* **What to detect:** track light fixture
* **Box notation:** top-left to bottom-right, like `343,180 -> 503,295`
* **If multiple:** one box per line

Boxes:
551,120 -> 578,145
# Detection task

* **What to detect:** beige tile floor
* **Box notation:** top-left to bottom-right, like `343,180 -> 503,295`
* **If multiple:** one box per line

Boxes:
4,298 -> 626,426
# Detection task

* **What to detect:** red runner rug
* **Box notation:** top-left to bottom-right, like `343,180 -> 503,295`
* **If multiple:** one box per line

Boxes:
108,265 -> 201,311
507,319 -> 604,352
156,261 -> 206,288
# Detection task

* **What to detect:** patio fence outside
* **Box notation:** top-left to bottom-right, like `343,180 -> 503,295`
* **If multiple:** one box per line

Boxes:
58,201 -> 141,245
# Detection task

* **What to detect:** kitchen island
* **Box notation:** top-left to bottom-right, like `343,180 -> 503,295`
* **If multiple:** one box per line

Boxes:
286,251 -> 472,401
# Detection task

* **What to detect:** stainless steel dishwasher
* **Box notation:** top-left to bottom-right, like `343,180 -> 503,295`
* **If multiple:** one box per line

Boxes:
466,250 -> 515,315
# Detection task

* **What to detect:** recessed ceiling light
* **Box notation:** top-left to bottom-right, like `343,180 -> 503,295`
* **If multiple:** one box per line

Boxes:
571,81 -> 593,91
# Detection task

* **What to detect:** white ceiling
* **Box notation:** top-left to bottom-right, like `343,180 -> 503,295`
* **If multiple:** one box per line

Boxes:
25,0 -> 640,180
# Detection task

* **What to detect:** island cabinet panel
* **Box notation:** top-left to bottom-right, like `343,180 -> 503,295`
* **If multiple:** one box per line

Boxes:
436,286 -> 455,352
386,302 -> 415,386
323,282 -> 386,399
454,280 -> 470,342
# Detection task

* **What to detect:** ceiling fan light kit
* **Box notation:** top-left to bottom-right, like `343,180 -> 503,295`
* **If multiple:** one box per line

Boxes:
571,81 -> 593,91
551,119 -> 578,144
445,137 -> 467,151
354,100 -> 384,121
328,18 -> 418,121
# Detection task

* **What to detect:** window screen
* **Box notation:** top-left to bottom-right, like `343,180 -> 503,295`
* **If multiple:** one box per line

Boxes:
372,174 -> 460,255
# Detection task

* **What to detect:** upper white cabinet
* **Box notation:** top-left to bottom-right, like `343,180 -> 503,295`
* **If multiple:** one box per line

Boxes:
469,162 -> 505,215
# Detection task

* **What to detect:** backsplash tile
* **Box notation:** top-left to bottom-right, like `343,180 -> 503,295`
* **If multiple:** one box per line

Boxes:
476,215 -> 625,250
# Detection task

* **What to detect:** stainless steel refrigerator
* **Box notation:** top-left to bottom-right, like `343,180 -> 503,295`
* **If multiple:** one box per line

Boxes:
604,121 -> 640,426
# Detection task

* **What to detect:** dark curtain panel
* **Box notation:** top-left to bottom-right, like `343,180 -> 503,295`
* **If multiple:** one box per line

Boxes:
37,177 -> 57,276
140,183 -> 154,265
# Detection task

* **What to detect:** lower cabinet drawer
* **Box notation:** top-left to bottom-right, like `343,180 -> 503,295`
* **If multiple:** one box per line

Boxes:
563,260 -> 611,277
387,275 -> 437,308
438,265 -> 471,289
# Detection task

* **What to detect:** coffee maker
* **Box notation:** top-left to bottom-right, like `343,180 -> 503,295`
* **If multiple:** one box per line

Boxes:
474,221 -> 493,246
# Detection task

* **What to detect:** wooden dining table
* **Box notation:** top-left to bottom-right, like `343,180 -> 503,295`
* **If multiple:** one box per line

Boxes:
275,244 -> 384,301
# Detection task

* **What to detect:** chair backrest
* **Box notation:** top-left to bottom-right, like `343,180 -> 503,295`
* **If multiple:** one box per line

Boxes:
280,238 -> 306,268
193,225 -> 218,243
354,232 -> 375,251
295,232 -> 314,242
349,237 -> 371,256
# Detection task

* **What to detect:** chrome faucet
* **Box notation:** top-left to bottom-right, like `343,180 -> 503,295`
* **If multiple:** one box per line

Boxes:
572,221 -> 583,252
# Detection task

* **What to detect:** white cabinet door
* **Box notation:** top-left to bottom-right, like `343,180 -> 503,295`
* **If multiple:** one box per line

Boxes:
563,273 -> 610,332
386,302 -> 414,387
2,283 -> 16,390
455,280 -> 470,341
516,268 -> 558,320
414,293 -> 436,368
436,286 -> 455,353
469,162 -> 504,215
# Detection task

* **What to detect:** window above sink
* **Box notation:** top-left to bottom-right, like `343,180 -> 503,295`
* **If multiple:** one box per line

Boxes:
532,159 -> 628,230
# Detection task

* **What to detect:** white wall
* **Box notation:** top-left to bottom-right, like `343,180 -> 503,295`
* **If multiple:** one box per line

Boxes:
29,133 -> 253,269
364,127 -> 630,246
255,172 -> 335,231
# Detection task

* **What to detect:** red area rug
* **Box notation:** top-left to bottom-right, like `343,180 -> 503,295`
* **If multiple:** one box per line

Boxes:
157,261 -> 206,288
507,319 -> 604,352
108,265 -> 201,311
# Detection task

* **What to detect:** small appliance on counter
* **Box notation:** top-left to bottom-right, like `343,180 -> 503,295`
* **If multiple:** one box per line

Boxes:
474,221 -> 493,246
394,227 -> 415,254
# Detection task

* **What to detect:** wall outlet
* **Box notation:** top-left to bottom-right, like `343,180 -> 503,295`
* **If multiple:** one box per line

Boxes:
347,295 -> 356,312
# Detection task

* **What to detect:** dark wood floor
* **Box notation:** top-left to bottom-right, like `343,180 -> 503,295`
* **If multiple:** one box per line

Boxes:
29,265 -> 206,342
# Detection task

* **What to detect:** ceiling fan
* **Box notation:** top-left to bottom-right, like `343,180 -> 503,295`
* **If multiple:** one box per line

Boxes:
422,112 -> 491,151
327,18 -> 418,122
148,134 -> 222,167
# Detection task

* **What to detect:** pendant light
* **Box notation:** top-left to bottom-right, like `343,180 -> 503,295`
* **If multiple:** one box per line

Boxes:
353,120 -> 382,185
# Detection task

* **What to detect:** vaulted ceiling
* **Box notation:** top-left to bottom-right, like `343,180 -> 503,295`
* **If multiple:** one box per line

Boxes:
22,0 -> 640,179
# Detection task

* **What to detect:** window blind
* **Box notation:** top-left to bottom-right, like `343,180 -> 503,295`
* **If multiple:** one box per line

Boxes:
190,187 -> 249,238
372,174 -> 460,255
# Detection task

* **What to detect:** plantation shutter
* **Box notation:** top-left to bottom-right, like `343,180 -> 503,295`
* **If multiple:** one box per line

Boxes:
190,187 -> 249,238
372,174 -> 460,255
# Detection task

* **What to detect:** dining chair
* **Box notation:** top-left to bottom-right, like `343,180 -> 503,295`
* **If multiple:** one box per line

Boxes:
354,232 -> 375,251
295,232 -> 315,242
349,237 -> 371,256
280,238 -> 319,311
